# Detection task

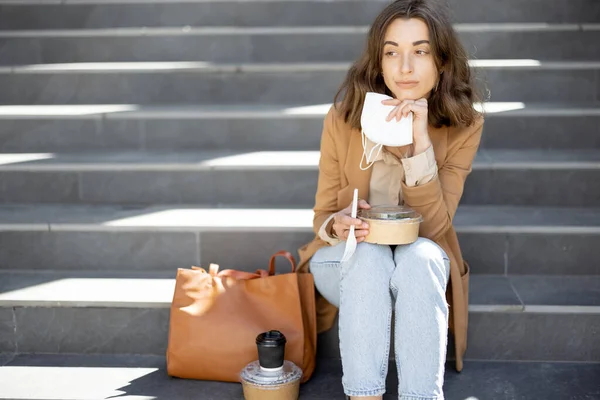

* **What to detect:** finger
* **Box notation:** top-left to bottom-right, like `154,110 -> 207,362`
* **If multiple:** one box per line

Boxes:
356,229 -> 369,243
415,98 -> 428,107
386,105 -> 400,122
332,223 -> 346,239
334,224 -> 369,238
331,223 -> 352,239
387,99 -> 412,121
381,99 -> 401,106
400,102 -> 427,118
411,99 -> 428,110
358,199 -> 371,209
398,103 -> 411,118
341,228 -> 369,241
338,230 -> 348,241
338,214 -> 363,227
398,101 -> 416,118
334,212 -> 350,224
392,100 -> 415,121
354,228 -> 370,237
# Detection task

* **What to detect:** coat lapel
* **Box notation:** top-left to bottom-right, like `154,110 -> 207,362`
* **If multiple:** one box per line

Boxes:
429,125 -> 448,167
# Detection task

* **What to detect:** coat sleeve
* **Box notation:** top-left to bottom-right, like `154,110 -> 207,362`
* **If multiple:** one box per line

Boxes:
401,118 -> 484,241
312,107 -> 341,236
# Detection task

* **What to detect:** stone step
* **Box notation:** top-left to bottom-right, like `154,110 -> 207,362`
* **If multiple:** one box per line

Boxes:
2,61 -> 599,104
1,272 -> 599,310
0,24 -> 599,64
0,204 -> 598,276
0,354 -> 598,400
0,149 -> 598,206
1,103 -> 598,152
0,271 -> 598,362
1,0 -> 599,30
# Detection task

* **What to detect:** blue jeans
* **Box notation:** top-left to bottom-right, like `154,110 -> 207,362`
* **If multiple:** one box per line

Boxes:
309,238 -> 450,399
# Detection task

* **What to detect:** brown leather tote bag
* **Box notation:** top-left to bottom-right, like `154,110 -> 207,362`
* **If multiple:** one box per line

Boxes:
166,251 -> 317,383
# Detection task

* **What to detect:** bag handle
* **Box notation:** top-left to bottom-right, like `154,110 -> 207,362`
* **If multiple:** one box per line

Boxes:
191,264 -> 269,280
189,250 -> 297,279
269,251 -> 297,274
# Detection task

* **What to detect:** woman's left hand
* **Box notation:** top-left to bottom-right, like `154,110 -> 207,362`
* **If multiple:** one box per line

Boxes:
382,98 -> 432,156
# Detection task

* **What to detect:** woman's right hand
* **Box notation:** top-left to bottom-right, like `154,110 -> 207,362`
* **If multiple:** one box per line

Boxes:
332,199 -> 371,242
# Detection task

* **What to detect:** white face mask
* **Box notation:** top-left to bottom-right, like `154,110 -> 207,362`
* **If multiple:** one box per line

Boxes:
359,92 -> 413,170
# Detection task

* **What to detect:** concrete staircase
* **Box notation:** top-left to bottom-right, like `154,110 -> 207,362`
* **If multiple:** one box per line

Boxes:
0,0 -> 599,399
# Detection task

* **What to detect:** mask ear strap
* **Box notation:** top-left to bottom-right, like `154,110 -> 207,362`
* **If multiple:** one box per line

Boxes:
360,130 -> 381,171
359,153 -> 370,171
360,130 -> 372,170
369,143 -> 383,162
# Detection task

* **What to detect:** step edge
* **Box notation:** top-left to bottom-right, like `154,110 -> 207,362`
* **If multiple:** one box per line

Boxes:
1,103 -> 599,120
0,152 -> 598,171
0,224 -> 598,234
2,300 -> 599,314
4,60 -> 600,74
0,23 -> 597,38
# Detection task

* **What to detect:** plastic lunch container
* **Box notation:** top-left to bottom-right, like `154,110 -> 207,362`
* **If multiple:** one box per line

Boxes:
240,360 -> 302,400
357,205 -> 423,245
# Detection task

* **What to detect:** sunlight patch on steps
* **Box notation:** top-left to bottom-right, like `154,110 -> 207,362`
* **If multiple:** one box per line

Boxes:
0,151 -> 321,171
0,153 -> 54,165
103,208 -> 314,229
0,104 -> 139,116
11,61 -> 217,73
204,151 -> 319,168
475,102 -> 525,114
469,59 -> 541,67
0,366 -> 157,400
282,103 -> 333,115
454,23 -> 579,32
0,278 -> 175,306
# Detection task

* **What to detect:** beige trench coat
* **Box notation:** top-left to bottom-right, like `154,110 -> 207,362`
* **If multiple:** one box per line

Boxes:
297,105 -> 484,372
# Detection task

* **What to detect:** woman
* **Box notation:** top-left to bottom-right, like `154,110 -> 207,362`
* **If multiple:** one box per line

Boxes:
296,0 -> 484,399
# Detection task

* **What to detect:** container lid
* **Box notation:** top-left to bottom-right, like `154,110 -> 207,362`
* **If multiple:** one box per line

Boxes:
358,205 -> 422,222
240,360 -> 302,386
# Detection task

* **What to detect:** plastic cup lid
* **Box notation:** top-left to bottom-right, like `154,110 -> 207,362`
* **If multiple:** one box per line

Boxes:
358,205 -> 423,222
240,360 -> 302,386
256,330 -> 286,347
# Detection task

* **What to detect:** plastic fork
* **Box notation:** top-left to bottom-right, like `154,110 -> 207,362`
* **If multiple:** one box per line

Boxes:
340,188 -> 359,263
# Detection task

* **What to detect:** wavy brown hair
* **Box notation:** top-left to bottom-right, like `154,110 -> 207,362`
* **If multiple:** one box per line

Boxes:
334,0 -> 481,129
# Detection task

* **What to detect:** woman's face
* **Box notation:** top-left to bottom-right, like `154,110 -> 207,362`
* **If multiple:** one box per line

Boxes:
381,18 -> 439,101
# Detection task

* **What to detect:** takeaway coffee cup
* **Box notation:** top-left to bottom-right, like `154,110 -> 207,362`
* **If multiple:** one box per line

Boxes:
240,331 -> 302,400
256,330 -> 286,369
